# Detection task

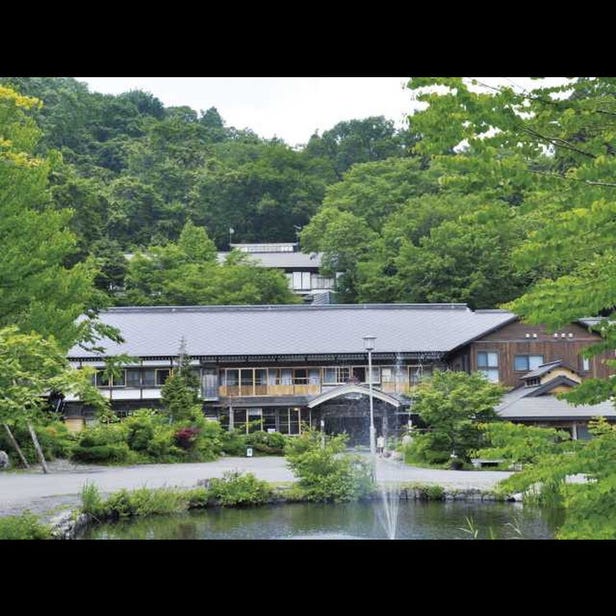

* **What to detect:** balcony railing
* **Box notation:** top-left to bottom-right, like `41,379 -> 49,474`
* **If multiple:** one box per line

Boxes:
219,384 -> 322,398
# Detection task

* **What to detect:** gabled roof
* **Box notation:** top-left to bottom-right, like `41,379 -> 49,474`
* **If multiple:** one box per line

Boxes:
497,383 -> 616,420
68,303 -> 517,360
497,396 -> 616,420
525,375 -> 581,397
520,359 -> 579,381
307,384 -> 402,409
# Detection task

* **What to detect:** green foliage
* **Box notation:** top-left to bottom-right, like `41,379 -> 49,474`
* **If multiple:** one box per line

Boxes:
414,484 -> 445,500
496,418 -> 616,538
72,407 -> 223,464
220,429 -> 249,456
244,430 -> 287,455
284,428 -> 374,502
0,326 -> 108,426
80,482 -> 105,517
0,419 -> 76,465
474,421 -> 572,465
0,85 -> 105,350
72,422 -> 131,463
207,471 -> 273,506
0,511 -> 51,540
408,370 -> 505,465
125,220 -> 298,306
102,487 -> 190,519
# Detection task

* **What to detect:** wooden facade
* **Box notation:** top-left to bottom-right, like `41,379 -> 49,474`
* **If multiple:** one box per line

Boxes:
456,320 -> 612,388
65,308 -> 614,438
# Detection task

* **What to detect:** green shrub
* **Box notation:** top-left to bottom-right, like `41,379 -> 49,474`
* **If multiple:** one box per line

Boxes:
76,422 -> 128,448
81,482 -> 105,517
245,430 -> 287,455
285,428 -> 374,502
184,487 -> 209,509
0,512 -> 51,540
103,487 -> 190,519
207,471 -> 273,506
418,484 -> 445,500
125,409 -> 160,452
221,429 -> 248,456
0,420 -> 76,465
72,443 -> 131,463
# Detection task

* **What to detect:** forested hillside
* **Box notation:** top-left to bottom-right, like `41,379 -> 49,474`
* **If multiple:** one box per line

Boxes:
2,77 -> 615,324
0,77 -> 415,304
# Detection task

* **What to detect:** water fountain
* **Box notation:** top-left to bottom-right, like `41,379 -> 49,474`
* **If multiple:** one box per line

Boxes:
376,483 -> 400,539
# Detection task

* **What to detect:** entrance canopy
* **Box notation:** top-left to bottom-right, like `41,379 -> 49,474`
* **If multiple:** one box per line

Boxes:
306,384 -> 402,409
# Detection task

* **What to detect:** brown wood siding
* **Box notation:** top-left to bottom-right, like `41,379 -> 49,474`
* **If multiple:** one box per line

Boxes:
460,320 -> 613,388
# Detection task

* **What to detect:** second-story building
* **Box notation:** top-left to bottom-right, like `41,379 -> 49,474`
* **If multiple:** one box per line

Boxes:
217,243 -> 336,304
64,303 -> 614,441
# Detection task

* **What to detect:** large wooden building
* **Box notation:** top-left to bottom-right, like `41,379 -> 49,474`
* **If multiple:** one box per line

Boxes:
64,303 -> 614,441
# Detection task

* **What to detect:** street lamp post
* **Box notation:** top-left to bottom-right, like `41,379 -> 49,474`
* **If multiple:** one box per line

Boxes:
363,335 -> 376,456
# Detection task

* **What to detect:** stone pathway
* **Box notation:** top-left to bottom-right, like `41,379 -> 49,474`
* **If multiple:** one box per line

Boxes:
0,456 -> 512,519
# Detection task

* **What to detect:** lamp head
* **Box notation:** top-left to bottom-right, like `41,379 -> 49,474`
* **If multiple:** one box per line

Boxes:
362,335 -> 376,351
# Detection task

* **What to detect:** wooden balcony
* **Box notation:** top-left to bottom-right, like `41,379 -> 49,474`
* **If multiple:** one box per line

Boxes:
219,384 -> 322,398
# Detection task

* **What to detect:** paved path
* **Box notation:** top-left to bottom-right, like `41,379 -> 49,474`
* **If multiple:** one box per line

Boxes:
0,456 -> 511,518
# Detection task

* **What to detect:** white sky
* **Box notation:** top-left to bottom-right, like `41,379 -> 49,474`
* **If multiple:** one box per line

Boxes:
78,77 -> 571,148
78,77 -> 415,147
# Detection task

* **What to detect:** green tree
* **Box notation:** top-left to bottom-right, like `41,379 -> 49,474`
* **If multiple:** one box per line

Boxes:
284,427 -> 374,502
408,370 -> 504,465
161,339 -> 201,422
300,208 -> 377,302
0,85 -> 103,350
394,203 -> 530,308
304,116 -> 416,179
125,221 -> 298,306
498,418 -> 616,539
0,326 -> 106,426
473,421 -> 571,465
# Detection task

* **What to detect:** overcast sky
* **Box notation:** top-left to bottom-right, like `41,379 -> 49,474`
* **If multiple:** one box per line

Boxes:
78,77 -> 570,148
78,77 -> 415,146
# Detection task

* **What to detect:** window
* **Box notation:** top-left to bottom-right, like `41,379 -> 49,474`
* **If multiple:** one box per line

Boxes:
410,365 -> 431,385
95,370 -> 109,387
224,370 -> 239,386
581,356 -> 590,372
95,369 -> 125,388
142,369 -> 156,387
308,369 -> 320,384
293,369 -> 307,385
126,369 -> 141,387
292,271 -> 311,290
363,367 -> 380,385
477,352 -> 499,382
156,369 -> 170,386
323,366 -> 350,384
514,355 -> 544,372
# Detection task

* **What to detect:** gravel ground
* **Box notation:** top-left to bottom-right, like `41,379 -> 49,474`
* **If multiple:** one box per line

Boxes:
0,456 -> 511,521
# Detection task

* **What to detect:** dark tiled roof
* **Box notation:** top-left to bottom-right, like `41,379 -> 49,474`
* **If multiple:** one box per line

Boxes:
497,381 -> 616,420
497,395 -> 616,420
217,251 -> 323,269
69,303 -> 516,359
521,359 -> 581,381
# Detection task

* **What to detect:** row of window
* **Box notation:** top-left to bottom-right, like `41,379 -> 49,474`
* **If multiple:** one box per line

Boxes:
92,365 -> 428,389
221,365 -> 430,388
477,352 -> 591,383
94,368 -> 173,388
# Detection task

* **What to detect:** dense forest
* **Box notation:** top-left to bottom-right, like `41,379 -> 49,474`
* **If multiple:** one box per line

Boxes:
0,77 -> 416,305
1,76 -> 614,334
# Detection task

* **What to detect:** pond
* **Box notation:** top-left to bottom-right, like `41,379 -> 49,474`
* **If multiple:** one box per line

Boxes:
81,500 -> 561,540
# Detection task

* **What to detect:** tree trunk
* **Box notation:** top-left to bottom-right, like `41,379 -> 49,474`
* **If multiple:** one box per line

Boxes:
27,423 -> 49,474
3,423 -> 30,468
